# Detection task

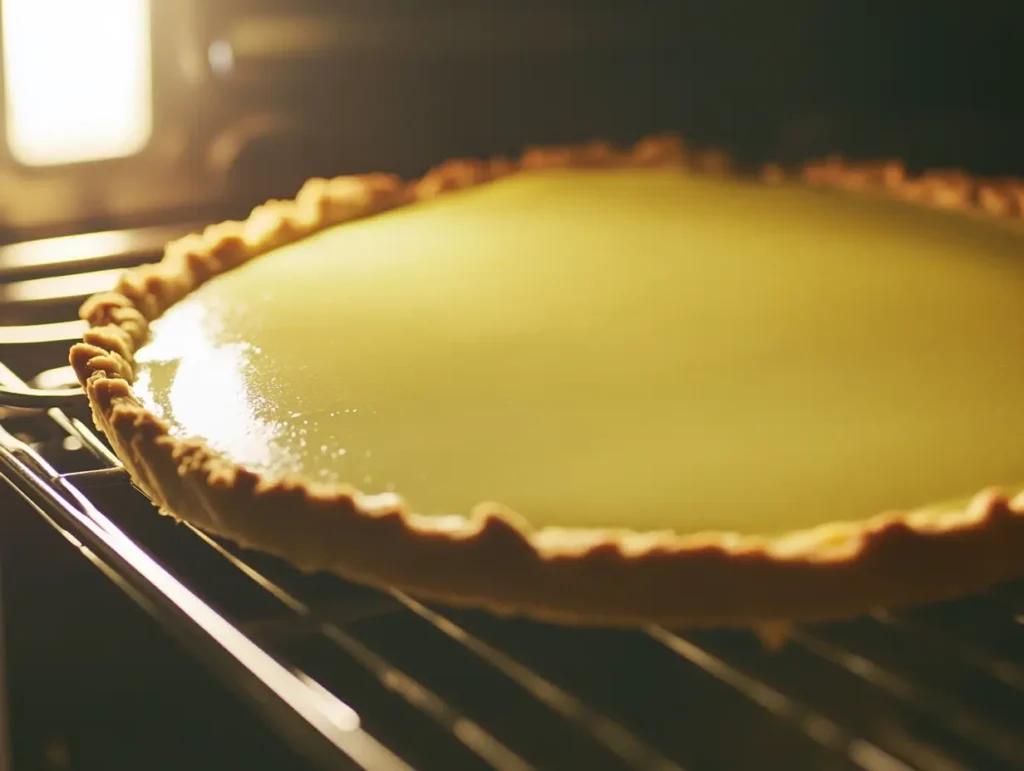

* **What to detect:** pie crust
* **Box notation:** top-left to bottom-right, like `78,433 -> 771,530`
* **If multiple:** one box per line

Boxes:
70,136 -> 1024,628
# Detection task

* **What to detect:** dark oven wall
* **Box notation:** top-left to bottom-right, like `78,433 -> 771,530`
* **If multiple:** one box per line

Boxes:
200,0 -> 1024,204
197,0 -> 692,200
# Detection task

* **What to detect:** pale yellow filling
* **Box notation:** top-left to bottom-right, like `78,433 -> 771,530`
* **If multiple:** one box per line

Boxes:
133,169 -> 1024,535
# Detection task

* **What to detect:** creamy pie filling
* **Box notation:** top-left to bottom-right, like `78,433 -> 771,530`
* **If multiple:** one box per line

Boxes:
133,169 -> 1024,535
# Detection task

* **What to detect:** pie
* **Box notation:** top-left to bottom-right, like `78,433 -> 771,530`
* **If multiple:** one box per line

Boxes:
70,136 -> 1024,629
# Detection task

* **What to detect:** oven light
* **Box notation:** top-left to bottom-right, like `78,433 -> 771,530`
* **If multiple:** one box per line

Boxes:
1,0 -> 152,167
207,40 -> 235,77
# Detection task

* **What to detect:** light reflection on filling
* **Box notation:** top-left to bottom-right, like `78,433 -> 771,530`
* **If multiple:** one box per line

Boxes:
135,302 -> 290,472
135,295 -> 408,495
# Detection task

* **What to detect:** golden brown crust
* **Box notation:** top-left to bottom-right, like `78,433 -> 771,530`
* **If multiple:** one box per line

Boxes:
70,135 -> 1024,628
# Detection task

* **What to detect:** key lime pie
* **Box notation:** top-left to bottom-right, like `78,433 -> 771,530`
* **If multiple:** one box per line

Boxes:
71,136 -> 1024,628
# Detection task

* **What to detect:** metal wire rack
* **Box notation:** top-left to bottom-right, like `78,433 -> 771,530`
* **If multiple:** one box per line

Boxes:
0,226 -> 1022,771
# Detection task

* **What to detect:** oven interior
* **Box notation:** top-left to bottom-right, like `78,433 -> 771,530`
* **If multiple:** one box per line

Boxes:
0,2 -> 1023,770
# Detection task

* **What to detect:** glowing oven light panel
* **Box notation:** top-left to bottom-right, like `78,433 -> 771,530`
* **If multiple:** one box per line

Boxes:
1,0 -> 152,167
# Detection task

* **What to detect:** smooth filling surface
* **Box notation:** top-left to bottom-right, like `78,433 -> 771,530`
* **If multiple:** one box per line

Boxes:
134,169 -> 1024,535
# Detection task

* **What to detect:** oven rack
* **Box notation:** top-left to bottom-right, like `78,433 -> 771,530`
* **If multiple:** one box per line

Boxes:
0,236 -> 1023,770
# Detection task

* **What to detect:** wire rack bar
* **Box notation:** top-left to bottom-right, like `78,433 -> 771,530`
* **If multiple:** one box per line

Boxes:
189,529 -> 533,771
0,320 -> 86,346
789,629 -> 1024,768
393,593 -> 685,771
647,626 -> 915,771
869,610 -> 1024,692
